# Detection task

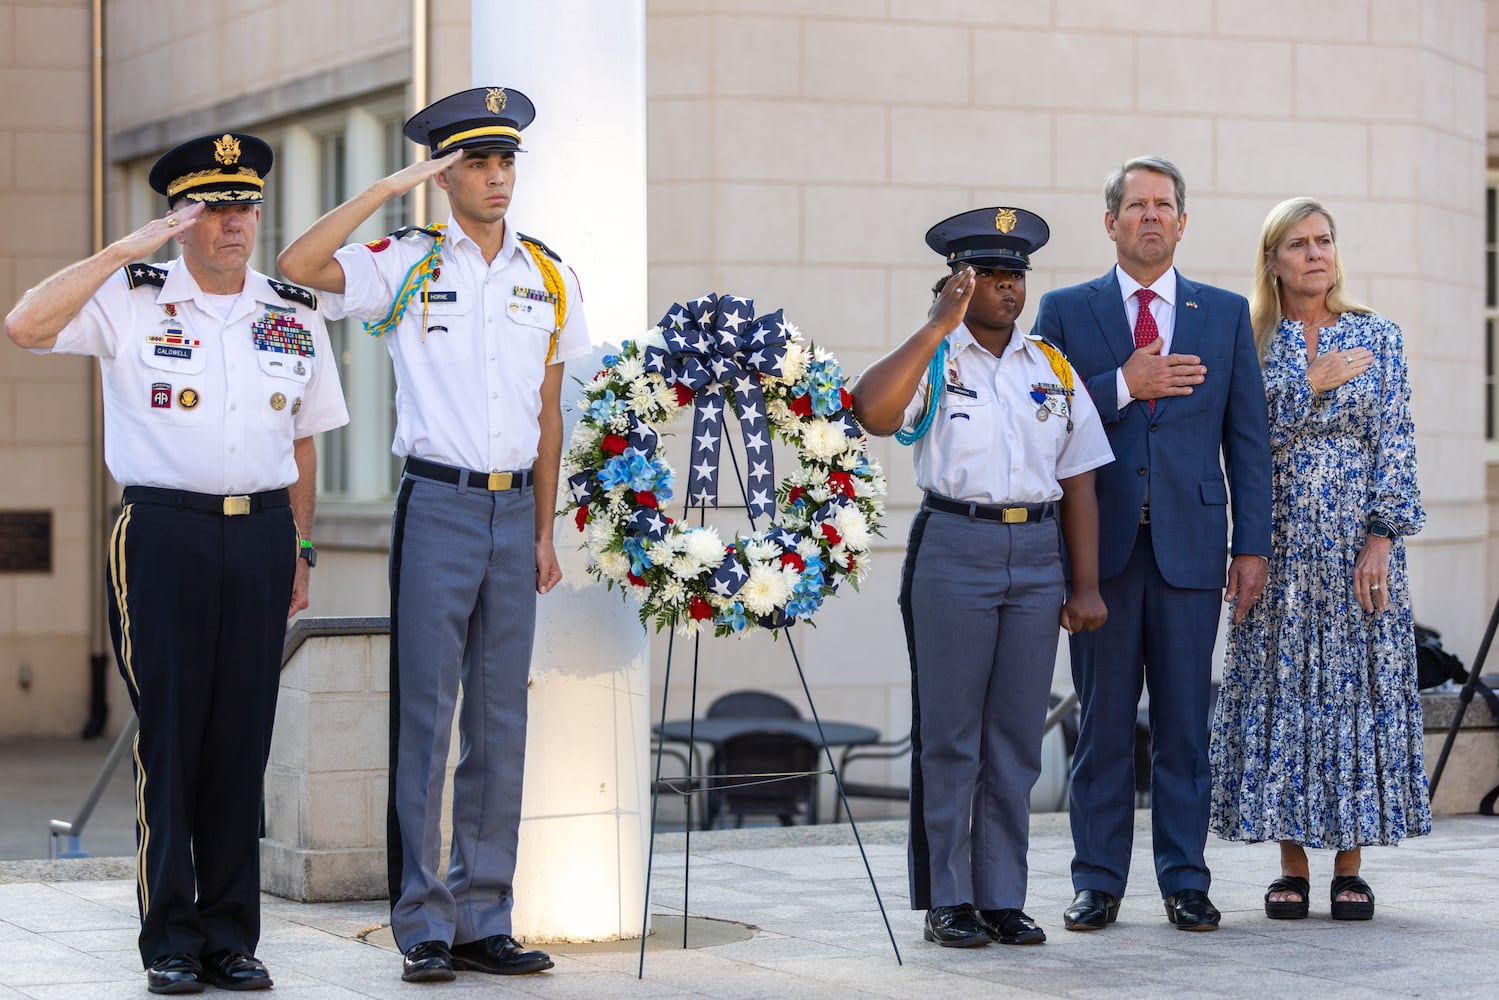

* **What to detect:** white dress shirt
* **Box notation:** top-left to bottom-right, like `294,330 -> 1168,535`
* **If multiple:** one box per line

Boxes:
900,324 -> 1114,504
48,260 -> 348,493
1113,264 -> 1178,409
330,215 -> 591,473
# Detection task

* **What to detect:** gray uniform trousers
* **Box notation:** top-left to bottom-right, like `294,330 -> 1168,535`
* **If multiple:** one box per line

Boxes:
901,504 -> 1064,911
386,471 -> 537,950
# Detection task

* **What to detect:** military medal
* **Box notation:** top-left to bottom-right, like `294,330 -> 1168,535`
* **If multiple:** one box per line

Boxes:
178,387 -> 200,409
291,397 -> 302,415
1036,406 -> 1049,422
270,392 -> 287,411
294,360 -> 306,376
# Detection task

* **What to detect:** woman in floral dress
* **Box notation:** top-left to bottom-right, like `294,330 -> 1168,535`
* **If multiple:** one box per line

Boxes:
1209,197 -> 1429,922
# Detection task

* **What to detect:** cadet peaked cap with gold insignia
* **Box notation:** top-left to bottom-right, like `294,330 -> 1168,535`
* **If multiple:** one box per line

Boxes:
925,207 -> 1050,272
404,87 -> 536,155
149,133 -> 273,206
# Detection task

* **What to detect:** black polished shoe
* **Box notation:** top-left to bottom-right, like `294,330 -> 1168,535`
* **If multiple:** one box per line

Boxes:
200,950 -> 272,991
146,954 -> 204,995
1063,889 -> 1120,931
1163,889 -> 1221,931
451,934 -> 554,976
922,904 -> 991,947
402,940 -> 456,983
978,908 -> 1046,945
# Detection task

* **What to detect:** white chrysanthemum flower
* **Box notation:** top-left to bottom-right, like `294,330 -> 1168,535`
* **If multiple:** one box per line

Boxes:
795,538 -> 820,560
834,506 -> 871,550
635,328 -> 666,351
828,542 -> 850,568
627,383 -> 657,413
808,487 -> 832,505
684,526 -> 725,567
739,563 -> 792,615
654,383 -> 679,412
780,342 -> 809,383
800,420 -> 848,462
766,399 -> 794,426
659,579 -> 687,605
647,541 -> 674,567
615,355 -> 645,382
744,539 -> 780,563
676,617 -> 702,637
596,549 -> 631,580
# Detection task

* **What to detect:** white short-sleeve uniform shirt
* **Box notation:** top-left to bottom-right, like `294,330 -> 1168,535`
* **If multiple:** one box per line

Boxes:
47,260 -> 349,494
330,215 -> 592,473
901,324 -> 1114,504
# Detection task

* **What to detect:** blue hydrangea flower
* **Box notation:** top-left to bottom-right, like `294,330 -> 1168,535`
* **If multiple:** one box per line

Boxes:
588,389 -> 626,425
717,602 -> 747,632
621,534 -> 652,576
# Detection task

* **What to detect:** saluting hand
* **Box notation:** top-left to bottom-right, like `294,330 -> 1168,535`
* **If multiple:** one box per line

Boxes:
927,267 -> 976,332
1121,338 -> 1206,402
383,149 -> 463,196
116,202 -> 206,259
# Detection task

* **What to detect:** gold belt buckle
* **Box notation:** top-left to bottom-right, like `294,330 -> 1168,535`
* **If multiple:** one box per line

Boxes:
1001,507 -> 1027,524
487,471 -> 513,491
223,495 -> 252,516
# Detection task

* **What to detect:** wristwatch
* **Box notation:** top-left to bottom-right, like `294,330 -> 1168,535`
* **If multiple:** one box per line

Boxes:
298,540 -> 318,567
1367,518 -> 1396,539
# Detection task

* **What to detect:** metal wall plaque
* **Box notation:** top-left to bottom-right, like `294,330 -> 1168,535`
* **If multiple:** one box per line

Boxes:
0,511 -> 52,573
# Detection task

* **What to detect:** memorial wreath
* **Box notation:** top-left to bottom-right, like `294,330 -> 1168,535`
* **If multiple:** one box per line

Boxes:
562,294 -> 886,637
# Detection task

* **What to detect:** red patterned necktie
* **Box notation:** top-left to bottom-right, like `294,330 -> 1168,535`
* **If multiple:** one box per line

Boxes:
1133,288 -> 1159,411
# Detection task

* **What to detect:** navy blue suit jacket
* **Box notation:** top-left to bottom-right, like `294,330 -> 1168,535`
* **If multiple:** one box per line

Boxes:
1033,269 -> 1271,589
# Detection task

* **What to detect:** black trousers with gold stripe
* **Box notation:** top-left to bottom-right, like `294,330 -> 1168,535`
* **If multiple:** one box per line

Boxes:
106,496 -> 296,966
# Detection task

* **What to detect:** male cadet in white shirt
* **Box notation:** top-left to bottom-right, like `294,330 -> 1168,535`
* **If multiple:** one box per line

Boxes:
277,87 -> 590,983
5,133 -> 347,995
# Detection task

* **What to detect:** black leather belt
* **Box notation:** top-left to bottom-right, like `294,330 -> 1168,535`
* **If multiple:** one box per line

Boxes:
923,494 -> 1056,524
404,458 -> 532,491
122,486 -> 289,517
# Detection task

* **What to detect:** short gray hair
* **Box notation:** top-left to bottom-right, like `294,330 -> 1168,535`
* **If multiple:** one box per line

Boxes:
1104,156 -> 1186,217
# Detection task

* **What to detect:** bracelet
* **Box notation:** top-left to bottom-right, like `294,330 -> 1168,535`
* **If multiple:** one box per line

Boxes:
299,538 -> 314,549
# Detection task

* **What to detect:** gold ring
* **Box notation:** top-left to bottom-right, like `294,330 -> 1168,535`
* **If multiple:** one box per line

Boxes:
166,217 -> 177,227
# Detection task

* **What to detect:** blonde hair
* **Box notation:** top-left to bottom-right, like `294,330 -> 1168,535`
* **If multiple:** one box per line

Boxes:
1250,196 -> 1371,358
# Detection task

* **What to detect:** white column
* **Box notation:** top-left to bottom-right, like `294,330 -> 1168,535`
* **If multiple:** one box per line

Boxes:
342,108 -> 394,502
470,1 -> 652,943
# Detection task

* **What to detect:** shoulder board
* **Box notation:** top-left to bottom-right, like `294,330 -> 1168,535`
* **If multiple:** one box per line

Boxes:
518,233 -> 561,262
389,224 -> 445,241
122,263 -> 167,289
268,279 -> 316,309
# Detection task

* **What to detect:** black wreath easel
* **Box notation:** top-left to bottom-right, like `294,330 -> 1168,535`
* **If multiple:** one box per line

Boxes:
1427,595 -> 1499,808
635,383 -> 902,977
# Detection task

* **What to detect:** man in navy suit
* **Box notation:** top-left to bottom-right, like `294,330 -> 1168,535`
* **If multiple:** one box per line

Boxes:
1032,156 -> 1271,932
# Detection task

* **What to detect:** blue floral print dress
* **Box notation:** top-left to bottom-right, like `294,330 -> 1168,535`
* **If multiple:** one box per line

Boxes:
1209,311 -> 1430,849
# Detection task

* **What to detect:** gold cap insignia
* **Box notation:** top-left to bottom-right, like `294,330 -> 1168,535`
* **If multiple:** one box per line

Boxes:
213,134 -> 241,166
995,208 -> 1018,234
485,88 -> 508,114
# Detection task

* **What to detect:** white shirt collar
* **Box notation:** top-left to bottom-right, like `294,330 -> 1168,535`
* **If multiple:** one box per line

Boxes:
445,213 -> 521,262
951,322 -> 1029,360
1115,264 -> 1176,307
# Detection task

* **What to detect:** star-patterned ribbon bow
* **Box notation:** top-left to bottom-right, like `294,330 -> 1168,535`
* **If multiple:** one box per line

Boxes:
641,294 -> 790,518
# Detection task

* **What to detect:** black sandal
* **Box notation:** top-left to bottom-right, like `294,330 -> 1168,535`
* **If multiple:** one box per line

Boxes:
1264,875 -> 1310,919
1330,875 -> 1375,921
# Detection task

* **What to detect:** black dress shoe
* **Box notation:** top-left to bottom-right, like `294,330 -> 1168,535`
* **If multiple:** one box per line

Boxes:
978,908 -> 1046,945
200,950 -> 272,991
402,940 -> 456,983
451,934 -> 554,975
922,904 -> 991,947
1163,889 -> 1221,931
1063,889 -> 1120,931
146,954 -> 204,995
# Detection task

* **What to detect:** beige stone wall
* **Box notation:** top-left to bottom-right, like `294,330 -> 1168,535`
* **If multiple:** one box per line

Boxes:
643,0 -> 1491,775
0,0 -> 97,736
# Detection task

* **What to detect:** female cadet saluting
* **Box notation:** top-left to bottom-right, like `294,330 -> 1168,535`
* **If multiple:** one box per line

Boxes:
853,208 -> 1113,949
